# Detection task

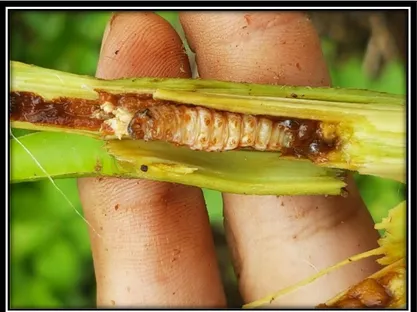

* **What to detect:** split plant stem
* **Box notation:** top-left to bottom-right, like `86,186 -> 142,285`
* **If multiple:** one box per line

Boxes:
9,61 -> 406,195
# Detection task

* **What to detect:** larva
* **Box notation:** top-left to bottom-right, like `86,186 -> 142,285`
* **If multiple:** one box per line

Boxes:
127,104 -> 335,159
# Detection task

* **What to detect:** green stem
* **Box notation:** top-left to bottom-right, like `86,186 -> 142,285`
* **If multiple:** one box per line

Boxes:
10,132 -> 346,196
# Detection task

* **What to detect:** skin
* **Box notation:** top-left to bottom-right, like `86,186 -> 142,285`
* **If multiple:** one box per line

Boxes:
78,12 -> 381,308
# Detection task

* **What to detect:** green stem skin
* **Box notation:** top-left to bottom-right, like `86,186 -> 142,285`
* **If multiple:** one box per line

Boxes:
10,61 -> 404,106
10,61 -> 406,188
10,132 -> 346,196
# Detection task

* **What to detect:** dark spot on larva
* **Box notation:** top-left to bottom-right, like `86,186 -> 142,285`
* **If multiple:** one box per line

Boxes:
114,49 -> 120,55
127,286 -> 130,292
172,292 -> 176,295
281,202 -> 285,206
242,25 -> 247,29
292,235 -> 297,239
110,300 -> 115,306
231,139 -> 236,145
309,141 -> 320,154
100,226 -> 103,230
296,62 -> 301,70
128,109 -> 152,139
105,248 -> 108,251
211,138 -> 217,144
290,93 -> 298,98
97,177 -> 104,182
205,118 -> 211,126
316,206 -> 319,209
281,119 -> 299,130
140,165 -> 148,172
184,113 -> 191,122
115,204 -> 119,211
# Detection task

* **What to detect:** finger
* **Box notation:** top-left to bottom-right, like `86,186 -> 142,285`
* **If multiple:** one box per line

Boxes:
180,12 -> 380,307
78,12 -> 226,308
96,12 -> 190,78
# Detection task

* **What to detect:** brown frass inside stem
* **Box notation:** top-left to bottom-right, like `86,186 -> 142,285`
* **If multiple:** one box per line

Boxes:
10,91 -> 104,131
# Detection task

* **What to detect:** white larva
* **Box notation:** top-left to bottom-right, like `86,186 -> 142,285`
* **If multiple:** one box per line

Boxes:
128,104 -> 298,153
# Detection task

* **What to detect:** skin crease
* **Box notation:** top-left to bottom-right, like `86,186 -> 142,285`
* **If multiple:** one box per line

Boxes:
78,12 -> 381,308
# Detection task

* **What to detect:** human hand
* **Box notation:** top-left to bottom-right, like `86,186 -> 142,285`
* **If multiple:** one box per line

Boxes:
77,12 -> 381,308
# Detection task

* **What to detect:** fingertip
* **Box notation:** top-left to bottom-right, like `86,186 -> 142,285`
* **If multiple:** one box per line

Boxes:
97,12 -> 191,79
180,12 -> 330,86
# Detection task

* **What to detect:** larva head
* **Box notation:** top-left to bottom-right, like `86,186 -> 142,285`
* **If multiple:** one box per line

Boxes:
127,109 -> 153,140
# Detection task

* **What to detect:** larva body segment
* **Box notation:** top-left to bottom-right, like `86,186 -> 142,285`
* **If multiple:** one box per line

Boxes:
208,111 -> 226,151
225,113 -> 241,150
255,117 -> 273,151
128,104 -> 300,154
240,115 -> 257,147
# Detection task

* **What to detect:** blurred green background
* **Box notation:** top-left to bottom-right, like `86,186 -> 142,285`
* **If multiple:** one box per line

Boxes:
10,11 -> 406,308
